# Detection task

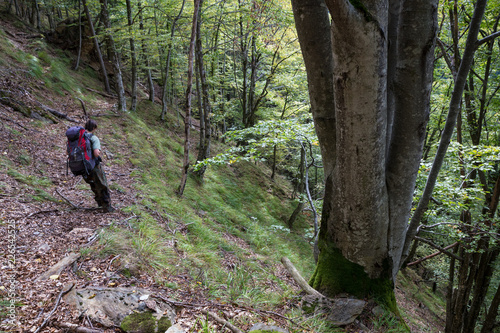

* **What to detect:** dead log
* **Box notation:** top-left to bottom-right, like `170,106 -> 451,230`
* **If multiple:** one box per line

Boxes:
40,104 -> 78,122
36,253 -> 81,281
281,257 -> 324,298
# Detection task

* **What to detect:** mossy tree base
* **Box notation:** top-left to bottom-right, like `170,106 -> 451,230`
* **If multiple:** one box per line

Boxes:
309,245 -> 399,314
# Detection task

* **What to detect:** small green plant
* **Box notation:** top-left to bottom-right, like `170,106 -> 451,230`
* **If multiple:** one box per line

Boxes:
30,188 -> 57,202
17,153 -> 31,166
372,307 -> 410,332
7,169 -> 52,187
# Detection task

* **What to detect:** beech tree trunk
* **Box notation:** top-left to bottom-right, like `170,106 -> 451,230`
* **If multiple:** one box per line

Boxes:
292,0 -> 438,306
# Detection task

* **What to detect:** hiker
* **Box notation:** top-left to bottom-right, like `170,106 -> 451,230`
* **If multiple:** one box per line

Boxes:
81,119 -> 114,212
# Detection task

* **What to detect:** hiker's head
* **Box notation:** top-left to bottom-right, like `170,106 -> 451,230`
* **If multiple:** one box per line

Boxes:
85,119 -> 98,132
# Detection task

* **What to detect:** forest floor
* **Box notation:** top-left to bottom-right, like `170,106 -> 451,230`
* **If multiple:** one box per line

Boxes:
0,13 -> 446,333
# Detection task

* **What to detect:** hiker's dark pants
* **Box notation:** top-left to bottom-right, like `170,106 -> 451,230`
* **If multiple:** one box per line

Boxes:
83,164 -> 111,207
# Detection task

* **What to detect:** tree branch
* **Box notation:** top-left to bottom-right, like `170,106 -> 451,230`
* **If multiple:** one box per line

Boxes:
200,310 -> 244,333
53,322 -> 103,333
414,237 -> 462,261
407,242 -> 459,266
281,257 -> 324,298
476,31 -> 500,47
34,283 -> 74,333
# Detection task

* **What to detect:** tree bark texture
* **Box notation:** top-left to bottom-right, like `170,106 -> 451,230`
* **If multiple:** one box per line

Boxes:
292,0 -> 438,302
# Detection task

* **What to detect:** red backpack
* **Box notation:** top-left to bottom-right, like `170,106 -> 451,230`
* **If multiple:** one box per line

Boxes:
66,126 -> 96,176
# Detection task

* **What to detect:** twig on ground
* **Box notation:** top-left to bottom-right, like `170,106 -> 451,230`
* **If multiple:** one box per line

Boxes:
53,322 -> 103,333
123,214 -> 139,226
26,209 -> 59,218
106,255 -> 121,271
56,189 -> 80,209
200,309 -> 244,333
34,283 -> 74,333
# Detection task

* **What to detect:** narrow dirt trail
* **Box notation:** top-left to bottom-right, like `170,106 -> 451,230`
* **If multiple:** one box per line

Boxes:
0,89 -> 145,330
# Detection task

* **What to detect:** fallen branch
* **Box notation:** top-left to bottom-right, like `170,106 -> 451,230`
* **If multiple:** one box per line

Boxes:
86,87 -> 116,98
281,257 -> 324,298
200,309 -> 244,333
36,253 -> 81,281
34,283 -> 74,333
407,242 -> 459,267
77,98 -> 88,119
26,209 -> 60,218
53,322 -> 103,333
40,104 -> 78,122
56,189 -> 80,209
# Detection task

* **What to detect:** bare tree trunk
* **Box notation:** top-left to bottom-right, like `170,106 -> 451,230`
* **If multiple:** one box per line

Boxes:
160,0 -> 186,121
194,1 -> 211,180
33,0 -> 40,30
402,0 -> 488,266
126,0 -> 137,112
81,0 -> 111,94
481,282 -> 500,333
100,0 -> 126,112
177,0 -> 200,196
138,0 -> 154,102
74,3 -> 82,70
288,145 -> 305,228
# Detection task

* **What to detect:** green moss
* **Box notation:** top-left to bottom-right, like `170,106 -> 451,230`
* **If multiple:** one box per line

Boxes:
309,243 -> 398,314
120,312 -> 156,333
157,317 -> 172,332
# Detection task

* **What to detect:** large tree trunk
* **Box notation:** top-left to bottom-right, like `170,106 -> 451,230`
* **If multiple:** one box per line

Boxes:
292,0 -> 438,306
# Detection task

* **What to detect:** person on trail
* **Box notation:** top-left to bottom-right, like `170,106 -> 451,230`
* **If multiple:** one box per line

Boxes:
83,119 -> 115,212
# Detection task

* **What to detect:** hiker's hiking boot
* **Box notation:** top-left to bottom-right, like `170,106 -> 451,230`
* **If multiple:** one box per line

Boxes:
102,205 -> 115,213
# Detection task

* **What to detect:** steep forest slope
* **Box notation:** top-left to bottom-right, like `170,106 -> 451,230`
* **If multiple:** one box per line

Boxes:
0,13 -> 446,333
